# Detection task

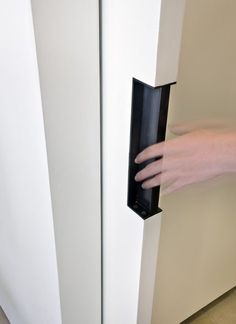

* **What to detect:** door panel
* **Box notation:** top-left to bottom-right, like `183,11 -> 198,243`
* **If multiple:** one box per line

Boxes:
31,1 -> 101,323
0,2 -> 61,323
0,0 -> 101,323
152,1 -> 236,323
101,1 -> 185,323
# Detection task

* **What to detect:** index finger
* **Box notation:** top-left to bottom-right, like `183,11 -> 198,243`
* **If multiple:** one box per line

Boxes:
135,141 -> 165,164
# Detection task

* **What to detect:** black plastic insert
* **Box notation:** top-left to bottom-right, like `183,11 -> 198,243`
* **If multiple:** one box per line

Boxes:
127,78 -> 172,220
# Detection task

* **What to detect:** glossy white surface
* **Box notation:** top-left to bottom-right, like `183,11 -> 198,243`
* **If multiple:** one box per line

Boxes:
0,1 -> 61,323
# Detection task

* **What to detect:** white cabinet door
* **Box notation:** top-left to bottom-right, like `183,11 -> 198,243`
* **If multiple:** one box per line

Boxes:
101,1 -> 186,323
153,1 -> 236,322
2,1 -> 236,324
102,1 -> 236,323
31,1 -> 102,323
0,1 -> 101,324
0,2 -> 61,323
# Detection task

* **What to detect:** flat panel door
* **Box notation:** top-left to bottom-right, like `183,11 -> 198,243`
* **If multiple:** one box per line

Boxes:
102,1 -> 236,324
101,1 -> 186,323
0,2 -> 61,323
31,1 -> 102,323
0,1 -> 101,324
153,1 -> 236,322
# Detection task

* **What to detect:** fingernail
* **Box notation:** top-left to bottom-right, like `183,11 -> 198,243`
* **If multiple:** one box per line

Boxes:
135,157 -> 139,163
142,183 -> 147,189
134,173 -> 140,181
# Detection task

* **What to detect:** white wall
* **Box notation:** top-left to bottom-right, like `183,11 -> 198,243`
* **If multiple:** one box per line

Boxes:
0,1 -> 61,323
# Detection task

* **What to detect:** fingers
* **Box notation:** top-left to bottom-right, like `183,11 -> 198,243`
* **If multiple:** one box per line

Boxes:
135,142 -> 165,164
138,170 -> 185,194
141,172 -> 175,190
135,159 -> 163,182
135,136 -> 183,165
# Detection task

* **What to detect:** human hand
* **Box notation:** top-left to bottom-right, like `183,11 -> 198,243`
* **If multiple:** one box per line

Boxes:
134,121 -> 236,195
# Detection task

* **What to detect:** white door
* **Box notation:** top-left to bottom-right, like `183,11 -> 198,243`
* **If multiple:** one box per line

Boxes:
101,1 -> 186,323
152,1 -> 236,322
102,0 -> 236,323
0,1 -> 101,323
1,1 -> 236,324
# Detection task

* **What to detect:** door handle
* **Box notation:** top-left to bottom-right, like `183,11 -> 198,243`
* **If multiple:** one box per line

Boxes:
127,78 -> 172,219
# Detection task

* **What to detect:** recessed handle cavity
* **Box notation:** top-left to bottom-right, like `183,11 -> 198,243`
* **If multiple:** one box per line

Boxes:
127,78 -> 172,219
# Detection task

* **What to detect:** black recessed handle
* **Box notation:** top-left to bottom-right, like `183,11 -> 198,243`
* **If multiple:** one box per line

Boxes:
127,78 -> 173,220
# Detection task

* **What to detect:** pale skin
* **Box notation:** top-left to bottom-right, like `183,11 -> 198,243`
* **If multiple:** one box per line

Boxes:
134,120 -> 236,195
